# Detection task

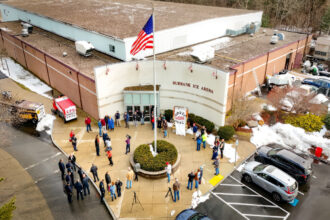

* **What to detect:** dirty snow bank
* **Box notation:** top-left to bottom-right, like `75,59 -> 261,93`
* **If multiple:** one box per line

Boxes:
251,123 -> 330,158
36,114 -> 56,135
0,58 -> 52,99
191,191 -> 210,209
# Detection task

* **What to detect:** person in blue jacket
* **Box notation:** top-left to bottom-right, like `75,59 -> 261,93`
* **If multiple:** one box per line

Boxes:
109,117 -> 115,131
196,135 -> 202,151
98,119 -> 102,136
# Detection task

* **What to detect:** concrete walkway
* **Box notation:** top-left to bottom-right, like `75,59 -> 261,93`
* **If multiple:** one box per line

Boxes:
52,117 -> 256,219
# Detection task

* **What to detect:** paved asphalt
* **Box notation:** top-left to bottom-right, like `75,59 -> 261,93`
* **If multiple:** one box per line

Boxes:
1,125 -> 112,220
195,156 -> 330,220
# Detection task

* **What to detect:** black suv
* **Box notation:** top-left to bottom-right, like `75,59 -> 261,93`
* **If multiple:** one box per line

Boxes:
255,144 -> 312,185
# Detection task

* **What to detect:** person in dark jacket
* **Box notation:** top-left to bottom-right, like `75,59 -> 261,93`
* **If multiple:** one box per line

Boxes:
192,123 -> 198,140
220,138 -> 225,159
187,171 -> 195,190
65,172 -> 71,186
196,135 -> 202,151
124,112 -> 129,128
69,171 -> 74,187
95,135 -> 100,156
58,159 -> 65,180
77,167 -> 84,183
66,160 -> 73,173
105,171 -> 111,186
115,111 -> 121,127
68,153 -> 76,171
125,135 -> 131,154
90,164 -> 99,182
104,115 -> 110,130
214,157 -> 220,175
102,132 -> 109,148
82,173 -> 90,196
74,180 -> 84,200
99,179 -> 105,203
132,111 -> 138,127
64,182 -> 73,203
71,134 -> 78,151
115,178 -> 122,197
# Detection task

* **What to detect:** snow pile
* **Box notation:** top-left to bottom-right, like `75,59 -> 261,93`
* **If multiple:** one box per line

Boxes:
206,134 -> 215,147
36,114 -> 56,135
310,94 -> 328,104
149,144 -> 158,157
0,58 -> 52,99
192,37 -> 231,51
261,104 -> 277,111
186,128 -> 193,135
251,123 -> 330,158
252,113 -> 263,121
224,144 -> 240,163
191,191 -> 210,209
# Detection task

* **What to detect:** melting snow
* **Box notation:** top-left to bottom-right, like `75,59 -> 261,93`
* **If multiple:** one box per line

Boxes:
191,191 -> 210,209
36,114 -> 56,135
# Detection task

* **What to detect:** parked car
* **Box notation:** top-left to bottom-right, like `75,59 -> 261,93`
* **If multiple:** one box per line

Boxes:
255,144 -> 313,185
314,78 -> 330,89
242,161 -> 298,202
52,96 -> 77,123
319,71 -> 330,77
301,78 -> 318,86
176,209 -> 211,220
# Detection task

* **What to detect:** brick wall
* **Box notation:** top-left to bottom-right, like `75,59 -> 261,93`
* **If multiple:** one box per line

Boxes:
0,29 -> 99,119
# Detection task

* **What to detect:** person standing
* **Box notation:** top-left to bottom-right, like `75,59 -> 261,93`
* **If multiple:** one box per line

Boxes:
95,135 -> 100,156
65,172 -> 72,186
71,134 -> 78,151
77,167 -> 84,183
125,135 -> 131,154
134,163 -> 140,181
74,180 -> 84,201
98,119 -> 102,136
163,120 -> 168,138
187,171 -> 195,190
126,167 -> 134,189
109,117 -> 115,131
110,182 -> 117,201
132,111 -> 137,127
199,166 -> 203,184
107,149 -> 113,166
194,169 -> 200,189
99,179 -> 105,203
157,117 -> 162,132
202,133 -> 207,149
140,111 -> 144,125
220,138 -> 225,159
58,159 -> 65,180
105,137 -> 111,152
64,182 -> 73,204
90,164 -> 99,182
211,146 -> 218,160
101,118 -> 106,132
115,111 -> 121,127
68,153 -> 76,171
214,157 -> 220,175
201,126 -> 206,136
192,123 -> 198,140
82,173 -> 90,196
102,132 -> 109,147
85,117 -> 92,132
196,135 -> 202,151
66,160 -> 73,173
165,162 -> 172,183
105,171 -> 111,186
124,112 -> 129,128
115,178 -> 122,197
173,178 -> 180,202
151,114 -> 155,130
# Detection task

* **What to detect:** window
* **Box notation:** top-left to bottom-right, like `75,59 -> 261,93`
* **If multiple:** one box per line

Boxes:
253,164 -> 267,173
315,51 -> 327,56
109,44 -> 115,53
266,176 -> 284,187
257,173 -> 268,179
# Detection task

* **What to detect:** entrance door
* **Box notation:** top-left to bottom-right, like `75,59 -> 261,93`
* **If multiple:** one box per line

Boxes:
143,106 -> 150,121
127,106 -> 133,121
285,53 -> 292,70
134,106 -> 141,120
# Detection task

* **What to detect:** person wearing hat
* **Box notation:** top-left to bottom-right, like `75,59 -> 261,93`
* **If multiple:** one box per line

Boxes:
165,162 -> 172,183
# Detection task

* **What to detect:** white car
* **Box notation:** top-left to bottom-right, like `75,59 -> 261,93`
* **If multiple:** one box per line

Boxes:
242,161 -> 298,202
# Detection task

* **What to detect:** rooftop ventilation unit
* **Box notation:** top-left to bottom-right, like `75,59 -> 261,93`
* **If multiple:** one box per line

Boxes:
75,41 -> 94,57
21,22 -> 33,33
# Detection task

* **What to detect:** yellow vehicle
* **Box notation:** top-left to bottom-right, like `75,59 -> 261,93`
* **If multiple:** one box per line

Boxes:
0,100 -> 45,124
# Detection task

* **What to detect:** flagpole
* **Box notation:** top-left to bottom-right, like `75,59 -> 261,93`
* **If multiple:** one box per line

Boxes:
152,8 -> 157,152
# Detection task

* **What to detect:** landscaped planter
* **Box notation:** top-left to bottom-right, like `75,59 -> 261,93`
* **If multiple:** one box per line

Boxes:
130,140 -> 181,179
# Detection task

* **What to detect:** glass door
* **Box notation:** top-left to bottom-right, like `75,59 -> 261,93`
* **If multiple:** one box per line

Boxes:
143,106 -> 150,121
127,106 -> 133,121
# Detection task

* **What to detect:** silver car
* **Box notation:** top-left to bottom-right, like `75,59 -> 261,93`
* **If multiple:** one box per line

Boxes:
242,161 -> 298,202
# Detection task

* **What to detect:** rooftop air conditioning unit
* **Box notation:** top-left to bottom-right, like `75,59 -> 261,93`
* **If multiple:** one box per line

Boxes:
21,22 -> 33,33
270,34 -> 278,44
21,28 -> 28,37
75,41 -> 94,57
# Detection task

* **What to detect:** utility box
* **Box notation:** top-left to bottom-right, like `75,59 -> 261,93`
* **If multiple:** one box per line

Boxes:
75,41 -> 94,57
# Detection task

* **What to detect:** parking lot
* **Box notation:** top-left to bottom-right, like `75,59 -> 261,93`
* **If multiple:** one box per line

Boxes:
196,156 -> 330,220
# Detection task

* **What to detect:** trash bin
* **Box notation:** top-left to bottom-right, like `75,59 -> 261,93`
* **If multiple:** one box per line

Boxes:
315,147 -> 323,157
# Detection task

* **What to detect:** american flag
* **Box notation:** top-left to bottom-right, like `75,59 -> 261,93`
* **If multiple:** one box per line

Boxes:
130,15 -> 153,56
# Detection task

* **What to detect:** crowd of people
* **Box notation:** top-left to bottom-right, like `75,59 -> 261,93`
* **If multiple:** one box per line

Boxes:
61,111 -> 227,205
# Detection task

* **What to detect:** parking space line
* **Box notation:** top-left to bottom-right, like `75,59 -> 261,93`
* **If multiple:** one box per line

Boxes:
228,202 -> 278,208
229,175 -> 290,218
221,184 -> 244,186
215,192 -> 261,197
244,214 -> 287,219
211,191 -> 249,220
25,152 -> 61,170
298,191 -> 304,196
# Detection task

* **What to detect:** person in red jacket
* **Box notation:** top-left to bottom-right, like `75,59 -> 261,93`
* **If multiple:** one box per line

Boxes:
101,118 -> 106,132
85,117 -> 92,132
107,149 -> 113,166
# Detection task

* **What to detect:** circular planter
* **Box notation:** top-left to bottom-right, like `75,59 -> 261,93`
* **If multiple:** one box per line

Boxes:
129,153 -> 181,179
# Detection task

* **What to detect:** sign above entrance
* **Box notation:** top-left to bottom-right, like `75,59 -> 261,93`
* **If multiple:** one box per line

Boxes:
172,81 -> 214,94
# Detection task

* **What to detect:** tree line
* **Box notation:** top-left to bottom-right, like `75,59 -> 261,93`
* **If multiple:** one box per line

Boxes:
158,0 -> 330,33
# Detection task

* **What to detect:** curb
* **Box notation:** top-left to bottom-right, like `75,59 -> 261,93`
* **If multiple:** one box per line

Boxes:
50,130 -> 117,220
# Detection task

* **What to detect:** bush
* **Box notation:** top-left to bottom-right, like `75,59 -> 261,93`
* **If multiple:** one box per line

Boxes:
324,114 -> 330,130
217,126 -> 235,140
188,113 -> 215,133
285,114 -> 324,132
164,109 -> 173,122
133,140 -> 178,172
0,197 -> 16,220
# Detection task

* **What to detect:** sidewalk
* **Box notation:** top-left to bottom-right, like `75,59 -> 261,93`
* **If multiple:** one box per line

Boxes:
52,116 -> 256,219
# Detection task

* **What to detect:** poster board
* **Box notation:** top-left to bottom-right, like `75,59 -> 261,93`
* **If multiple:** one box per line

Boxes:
174,106 -> 188,136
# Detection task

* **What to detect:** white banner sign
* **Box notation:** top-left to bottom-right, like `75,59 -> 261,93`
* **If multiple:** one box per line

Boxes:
174,106 -> 187,136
